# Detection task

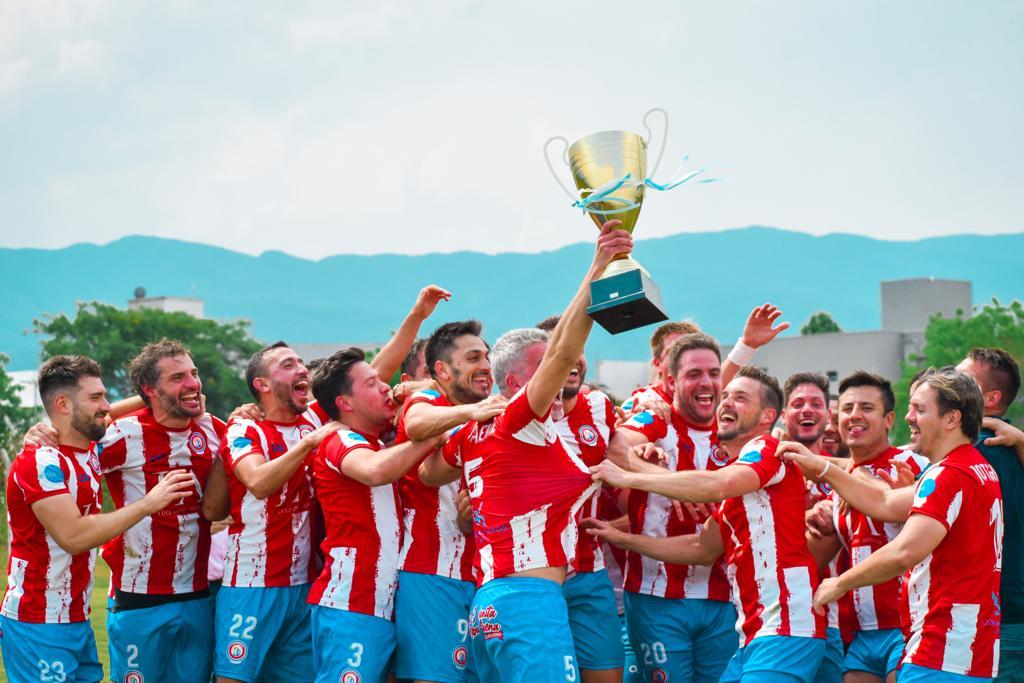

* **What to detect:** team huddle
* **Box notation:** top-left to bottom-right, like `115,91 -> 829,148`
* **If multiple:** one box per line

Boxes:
2,224 -> 1022,683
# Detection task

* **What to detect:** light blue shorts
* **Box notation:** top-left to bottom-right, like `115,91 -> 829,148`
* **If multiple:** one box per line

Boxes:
720,635 -> 826,683
107,596 -> 213,683
310,605 -> 396,683
621,614 -> 643,682
563,570 -> 625,670
622,592 -> 737,683
394,571 -> 477,682
814,627 -> 844,683
845,628 -> 905,678
470,577 -> 578,683
214,583 -> 313,683
898,662 -> 993,682
0,615 -> 103,683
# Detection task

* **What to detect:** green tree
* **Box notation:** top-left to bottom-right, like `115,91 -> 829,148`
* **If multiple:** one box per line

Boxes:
891,298 -> 1024,444
34,303 -> 263,419
801,311 -> 842,335
1,353 -> 42,546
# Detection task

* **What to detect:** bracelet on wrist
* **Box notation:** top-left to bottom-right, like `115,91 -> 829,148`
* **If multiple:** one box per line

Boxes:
816,459 -> 832,480
727,339 -> 756,366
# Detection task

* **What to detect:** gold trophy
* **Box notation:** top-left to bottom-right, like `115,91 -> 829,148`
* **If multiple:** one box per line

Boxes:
545,109 -> 671,334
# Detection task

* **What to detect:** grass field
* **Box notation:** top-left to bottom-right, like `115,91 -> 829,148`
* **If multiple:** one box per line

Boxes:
0,547 -> 112,683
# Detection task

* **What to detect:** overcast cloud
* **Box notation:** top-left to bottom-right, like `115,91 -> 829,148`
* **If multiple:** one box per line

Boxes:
1,1 -> 1021,258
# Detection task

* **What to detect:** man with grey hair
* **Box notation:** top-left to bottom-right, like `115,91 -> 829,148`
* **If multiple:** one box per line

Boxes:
419,220 -> 634,681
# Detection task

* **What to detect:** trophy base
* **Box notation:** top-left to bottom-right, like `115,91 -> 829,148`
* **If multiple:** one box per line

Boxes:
587,269 -> 669,335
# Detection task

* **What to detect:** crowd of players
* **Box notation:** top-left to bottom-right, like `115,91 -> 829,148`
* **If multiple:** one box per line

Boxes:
1,223 -> 1022,683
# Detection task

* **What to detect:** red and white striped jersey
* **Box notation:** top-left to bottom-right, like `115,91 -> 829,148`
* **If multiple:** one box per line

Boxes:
555,389 -> 615,574
441,389 -> 597,585
304,400 -> 330,428
834,446 -> 929,637
2,444 -> 102,623
714,435 -> 826,645
221,417 -> 320,588
98,409 -> 223,595
394,389 -> 474,582
308,428 -> 403,619
618,410 -> 731,601
901,444 -> 1003,678
620,383 -> 672,413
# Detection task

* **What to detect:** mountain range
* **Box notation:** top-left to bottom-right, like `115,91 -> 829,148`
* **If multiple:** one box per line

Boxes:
2,226 -> 1023,371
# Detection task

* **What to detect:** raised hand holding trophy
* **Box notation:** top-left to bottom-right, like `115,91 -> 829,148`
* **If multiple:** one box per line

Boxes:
545,109 -> 710,334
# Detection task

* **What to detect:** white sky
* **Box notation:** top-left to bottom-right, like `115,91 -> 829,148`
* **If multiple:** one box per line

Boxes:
1,1 -> 1021,258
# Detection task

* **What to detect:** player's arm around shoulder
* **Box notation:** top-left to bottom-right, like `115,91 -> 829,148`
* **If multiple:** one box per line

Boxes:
584,515 -> 724,566
339,431 -> 439,488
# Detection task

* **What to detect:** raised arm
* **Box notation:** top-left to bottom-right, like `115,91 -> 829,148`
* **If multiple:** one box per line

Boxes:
591,458 -> 761,504
722,304 -> 789,387
32,471 -> 196,556
526,222 -> 633,416
370,285 -> 451,381
777,441 -> 914,522
341,438 -> 439,488
585,517 -> 724,566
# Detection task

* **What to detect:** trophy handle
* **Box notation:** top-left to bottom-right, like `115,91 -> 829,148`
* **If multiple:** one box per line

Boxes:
543,135 -> 579,201
642,108 -> 669,181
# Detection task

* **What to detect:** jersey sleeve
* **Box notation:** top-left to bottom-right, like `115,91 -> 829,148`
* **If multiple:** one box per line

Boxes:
733,436 -> 785,488
223,419 -> 266,470
892,449 -> 931,480
97,420 -> 130,474
495,389 -> 551,446
442,423 -> 469,468
405,389 -> 446,410
14,447 -> 71,505
618,410 -> 668,442
322,430 -> 377,473
910,464 -> 968,530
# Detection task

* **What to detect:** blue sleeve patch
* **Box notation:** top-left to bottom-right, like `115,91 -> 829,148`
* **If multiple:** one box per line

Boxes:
917,478 -> 936,498
629,411 -> 655,426
346,432 -> 368,443
621,398 -> 635,411
739,450 -> 762,464
43,464 -> 66,484
450,424 -> 463,436
232,436 -> 253,450
95,443 -> 104,455
421,389 -> 441,398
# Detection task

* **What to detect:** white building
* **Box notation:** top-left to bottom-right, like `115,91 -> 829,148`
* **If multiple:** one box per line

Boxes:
127,287 -> 205,318
594,278 -> 972,399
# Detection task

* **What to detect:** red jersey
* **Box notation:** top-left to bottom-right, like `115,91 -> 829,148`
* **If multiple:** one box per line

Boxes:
393,389 -> 475,582
620,383 -> 672,413
833,447 -> 929,637
441,389 -> 596,585
901,444 -> 1002,677
98,409 -> 223,595
308,428 -> 403,619
304,400 -> 330,428
555,389 -> 615,574
221,417 -> 320,588
2,444 -> 101,623
619,410 -> 731,601
714,435 -> 826,645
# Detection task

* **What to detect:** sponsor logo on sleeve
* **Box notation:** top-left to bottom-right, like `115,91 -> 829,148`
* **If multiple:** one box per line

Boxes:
628,412 -> 655,426
43,464 -> 65,484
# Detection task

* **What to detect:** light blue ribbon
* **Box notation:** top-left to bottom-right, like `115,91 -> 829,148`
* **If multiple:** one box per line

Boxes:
572,158 -> 719,214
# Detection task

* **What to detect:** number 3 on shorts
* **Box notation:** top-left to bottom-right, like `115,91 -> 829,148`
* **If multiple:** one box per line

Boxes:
347,643 -> 364,667
564,655 -> 576,682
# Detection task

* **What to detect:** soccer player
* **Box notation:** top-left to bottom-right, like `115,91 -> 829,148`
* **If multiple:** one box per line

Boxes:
0,356 -> 195,682
392,319 -> 506,683
418,221 -> 634,681
306,347 -> 441,683
214,342 -> 342,683
782,367 -> 1003,682
537,314 -> 625,682
400,338 -> 431,382
98,339 -> 231,683
589,367 -> 827,683
802,372 -> 927,683
620,321 -> 700,410
956,348 -> 1023,681
605,333 -> 736,683
781,372 -> 844,683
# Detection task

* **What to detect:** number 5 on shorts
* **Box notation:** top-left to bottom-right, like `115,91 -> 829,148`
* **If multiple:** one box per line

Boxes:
564,655 -> 576,682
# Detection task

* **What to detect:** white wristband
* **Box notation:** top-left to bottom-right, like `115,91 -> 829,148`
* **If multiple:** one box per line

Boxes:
817,459 -> 832,480
727,339 -> 756,366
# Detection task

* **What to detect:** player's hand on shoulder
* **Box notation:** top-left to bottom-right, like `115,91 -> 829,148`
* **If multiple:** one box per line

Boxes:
630,442 -> 669,469
144,469 -> 197,513
982,417 -> 1024,453
468,394 -> 509,422
392,378 -> 441,404
411,285 -> 452,319
230,402 -> 265,422
303,421 -> 343,448
634,395 -> 671,423
776,440 -> 822,477
876,460 -> 916,490
23,421 -> 59,449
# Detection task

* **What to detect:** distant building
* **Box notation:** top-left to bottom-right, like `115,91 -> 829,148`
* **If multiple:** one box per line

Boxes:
8,369 -> 43,410
127,286 -> 205,318
291,342 -> 386,364
594,278 -> 972,398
